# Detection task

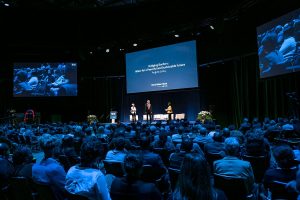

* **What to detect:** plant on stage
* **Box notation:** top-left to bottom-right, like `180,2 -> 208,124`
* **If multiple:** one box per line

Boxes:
197,111 -> 213,123
87,115 -> 98,124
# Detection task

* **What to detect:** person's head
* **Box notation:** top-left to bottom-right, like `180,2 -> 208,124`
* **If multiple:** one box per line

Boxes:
115,137 -> 126,151
213,131 -> 223,142
222,128 -> 230,138
199,127 -> 207,136
39,134 -> 56,158
12,146 -> 33,166
80,138 -> 103,167
178,153 -> 212,199
224,137 -> 240,156
124,154 -> 143,179
245,131 -> 266,156
168,102 -> 171,106
273,145 -> 295,169
62,135 -> 74,148
131,103 -> 135,107
159,132 -> 168,145
140,136 -> 151,150
147,100 -> 150,104
181,137 -> 193,152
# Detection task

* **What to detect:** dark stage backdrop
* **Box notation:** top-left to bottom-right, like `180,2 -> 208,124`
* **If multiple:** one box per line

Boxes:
1,54 -> 299,125
121,89 -> 201,122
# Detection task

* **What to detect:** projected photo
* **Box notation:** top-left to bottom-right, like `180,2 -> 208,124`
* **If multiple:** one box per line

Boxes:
126,40 -> 198,93
257,8 -> 300,78
13,63 -> 78,97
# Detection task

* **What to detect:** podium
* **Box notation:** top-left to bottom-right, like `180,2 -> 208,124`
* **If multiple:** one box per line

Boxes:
110,111 -> 117,123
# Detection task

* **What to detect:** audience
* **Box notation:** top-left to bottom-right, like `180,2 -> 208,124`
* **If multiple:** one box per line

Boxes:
32,134 -> 66,200
65,137 -> 111,200
173,153 -> 227,200
0,115 -> 300,200
213,137 -> 255,193
110,154 -> 162,200
12,146 -> 34,179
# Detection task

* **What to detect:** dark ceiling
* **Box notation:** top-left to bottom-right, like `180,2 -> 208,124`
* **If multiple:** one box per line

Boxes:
0,0 -> 299,66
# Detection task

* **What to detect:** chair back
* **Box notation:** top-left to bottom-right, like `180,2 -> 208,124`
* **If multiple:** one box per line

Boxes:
66,192 -> 89,200
103,160 -> 124,177
242,154 -> 269,183
152,148 -> 173,167
33,181 -> 57,200
269,180 -> 298,200
9,177 -> 35,200
213,173 -> 250,200
168,168 -> 180,191
206,152 -> 224,169
140,165 -> 165,183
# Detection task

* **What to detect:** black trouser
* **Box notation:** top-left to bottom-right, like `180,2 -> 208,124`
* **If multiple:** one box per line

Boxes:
168,113 -> 172,122
131,113 -> 136,122
146,112 -> 152,123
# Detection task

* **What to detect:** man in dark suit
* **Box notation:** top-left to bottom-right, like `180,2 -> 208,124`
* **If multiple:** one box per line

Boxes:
214,137 -> 255,193
145,99 -> 153,123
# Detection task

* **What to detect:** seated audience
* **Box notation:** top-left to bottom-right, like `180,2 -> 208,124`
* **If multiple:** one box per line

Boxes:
105,137 -> 127,162
204,131 -> 225,155
263,145 -> 298,199
173,153 -> 227,200
12,146 -> 34,179
32,134 -> 66,200
0,143 -> 14,188
151,132 -> 175,151
213,137 -> 255,193
169,137 -> 194,169
110,154 -> 162,200
65,137 -> 111,200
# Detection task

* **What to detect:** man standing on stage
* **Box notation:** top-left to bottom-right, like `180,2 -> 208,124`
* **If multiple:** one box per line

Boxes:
130,103 -> 137,123
145,99 -> 152,123
165,102 -> 173,123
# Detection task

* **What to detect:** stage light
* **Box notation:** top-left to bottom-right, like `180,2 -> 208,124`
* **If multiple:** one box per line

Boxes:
210,25 -> 215,30
89,51 -> 93,54
174,34 -> 179,38
120,48 -> 124,51
106,48 -> 110,53
133,43 -> 138,47
4,3 -> 9,6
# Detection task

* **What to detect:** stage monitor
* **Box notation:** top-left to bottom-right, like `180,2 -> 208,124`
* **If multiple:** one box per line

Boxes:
13,62 -> 78,97
126,40 -> 198,93
257,8 -> 300,78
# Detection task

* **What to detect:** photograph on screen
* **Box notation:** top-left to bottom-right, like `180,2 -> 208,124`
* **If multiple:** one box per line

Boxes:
257,8 -> 300,78
13,62 -> 78,97
126,40 -> 198,93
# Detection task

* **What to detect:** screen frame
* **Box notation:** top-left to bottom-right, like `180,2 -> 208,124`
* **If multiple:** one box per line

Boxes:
256,8 -> 300,79
125,39 -> 199,94
12,61 -> 79,98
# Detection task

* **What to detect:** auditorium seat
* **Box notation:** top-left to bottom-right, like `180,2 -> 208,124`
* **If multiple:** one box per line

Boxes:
213,173 -> 253,200
242,155 -> 269,183
103,160 -> 124,177
168,167 -> 180,191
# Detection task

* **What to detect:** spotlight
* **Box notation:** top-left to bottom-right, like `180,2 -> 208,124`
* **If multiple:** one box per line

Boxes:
174,34 -> 179,38
119,48 -> 124,51
4,3 -> 9,6
133,43 -> 138,47
89,51 -> 93,54
210,25 -> 215,30
106,48 -> 110,53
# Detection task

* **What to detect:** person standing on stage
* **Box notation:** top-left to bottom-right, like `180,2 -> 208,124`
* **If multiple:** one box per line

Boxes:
130,103 -> 137,123
145,100 -> 152,123
165,102 -> 173,123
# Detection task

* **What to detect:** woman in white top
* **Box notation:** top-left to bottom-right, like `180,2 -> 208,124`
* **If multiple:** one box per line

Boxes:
130,103 -> 137,123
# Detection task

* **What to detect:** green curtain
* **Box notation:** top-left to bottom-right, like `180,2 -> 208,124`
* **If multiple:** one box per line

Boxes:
230,54 -> 300,127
